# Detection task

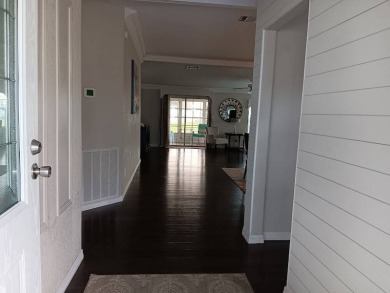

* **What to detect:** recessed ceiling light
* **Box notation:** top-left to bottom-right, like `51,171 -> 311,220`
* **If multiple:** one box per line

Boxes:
238,16 -> 256,22
186,65 -> 200,70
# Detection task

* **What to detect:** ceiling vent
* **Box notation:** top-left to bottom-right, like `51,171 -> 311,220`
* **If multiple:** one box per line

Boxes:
238,16 -> 256,22
186,65 -> 200,70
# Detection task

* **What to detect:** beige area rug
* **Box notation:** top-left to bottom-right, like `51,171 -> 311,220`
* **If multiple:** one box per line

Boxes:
222,168 -> 246,193
84,273 -> 254,293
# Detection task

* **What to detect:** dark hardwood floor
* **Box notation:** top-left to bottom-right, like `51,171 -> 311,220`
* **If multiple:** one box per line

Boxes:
66,148 -> 289,293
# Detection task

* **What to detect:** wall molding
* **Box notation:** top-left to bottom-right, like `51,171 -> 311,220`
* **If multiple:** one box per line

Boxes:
144,55 -> 254,68
123,159 -> 141,197
242,227 -> 264,244
125,8 -> 146,62
134,0 -> 257,9
264,232 -> 291,241
82,195 -> 124,211
141,83 -> 251,94
56,250 -> 84,293
82,158 -> 141,211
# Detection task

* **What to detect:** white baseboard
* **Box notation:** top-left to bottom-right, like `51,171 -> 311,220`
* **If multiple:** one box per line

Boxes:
82,195 -> 124,211
264,232 -> 291,241
56,250 -> 84,293
123,159 -> 141,196
242,227 -> 264,244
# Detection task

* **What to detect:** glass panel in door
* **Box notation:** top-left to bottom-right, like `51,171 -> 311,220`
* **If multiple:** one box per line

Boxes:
0,0 -> 19,215
168,97 -> 209,147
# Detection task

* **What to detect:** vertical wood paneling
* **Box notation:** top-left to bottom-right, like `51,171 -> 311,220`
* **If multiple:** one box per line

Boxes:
287,1 -> 390,292
82,148 -> 119,205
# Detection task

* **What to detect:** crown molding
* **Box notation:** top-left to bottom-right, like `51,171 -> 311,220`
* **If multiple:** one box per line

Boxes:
144,55 -> 253,68
141,83 -> 251,94
124,8 -> 146,61
133,0 -> 257,9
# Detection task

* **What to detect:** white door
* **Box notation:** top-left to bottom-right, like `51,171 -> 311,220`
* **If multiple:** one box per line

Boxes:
38,0 -> 82,292
0,0 -> 42,292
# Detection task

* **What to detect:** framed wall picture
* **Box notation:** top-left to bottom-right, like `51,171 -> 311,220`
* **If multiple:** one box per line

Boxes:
131,59 -> 140,114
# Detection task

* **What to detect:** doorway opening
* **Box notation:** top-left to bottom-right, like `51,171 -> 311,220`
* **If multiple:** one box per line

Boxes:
244,3 -> 309,242
168,96 -> 210,148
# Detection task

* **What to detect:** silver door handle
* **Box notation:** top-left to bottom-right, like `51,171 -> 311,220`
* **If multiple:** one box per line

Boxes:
31,163 -> 52,179
30,139 -> 42,155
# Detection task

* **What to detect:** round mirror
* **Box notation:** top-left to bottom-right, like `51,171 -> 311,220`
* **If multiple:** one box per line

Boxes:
219,99 -> 243,122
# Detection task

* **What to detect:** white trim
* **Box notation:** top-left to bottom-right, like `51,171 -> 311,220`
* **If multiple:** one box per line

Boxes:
133,0 -> 257,9
141,83 -> 251,94
264,232 -> 291,241
123,160 -> 141,196
242,227 -> 264,244
283,286 -> 292,293
257,0 -> 307,31
144,55 -> 253,68
124,8 -> 146,62
244,30 -> 277,243
82,195 -> 124,211
56,250 -> 84,293
0,202 -> 28,228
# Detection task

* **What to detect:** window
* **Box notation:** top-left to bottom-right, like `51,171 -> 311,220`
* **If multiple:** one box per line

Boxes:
0,0 -> 20,215
168,97 -> 209,147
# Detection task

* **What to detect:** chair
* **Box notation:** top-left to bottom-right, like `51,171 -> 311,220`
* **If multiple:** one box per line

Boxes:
192,124 -> 207,145
243,133 -> 249,179
206,127 -> 228,149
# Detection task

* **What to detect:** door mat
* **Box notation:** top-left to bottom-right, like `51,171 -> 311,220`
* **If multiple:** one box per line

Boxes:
84,273 -> 254,293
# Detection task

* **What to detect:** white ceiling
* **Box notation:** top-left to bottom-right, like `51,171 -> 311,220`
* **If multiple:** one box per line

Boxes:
125,0 -> 257,62
120,0 -> 256,90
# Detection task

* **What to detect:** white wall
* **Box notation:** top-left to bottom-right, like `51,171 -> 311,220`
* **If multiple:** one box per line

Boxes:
122,31 -> 141,191
82,1 -> 124,150
141,88 -> 161,147
285,1 -> 390,292
212,92 -> 250,137
263,11 -> 307,238
82,0 -> 141,208
141,85 -> 250,147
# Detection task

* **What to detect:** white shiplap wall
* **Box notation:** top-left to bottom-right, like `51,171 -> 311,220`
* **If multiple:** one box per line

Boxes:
286,0 -> 390,292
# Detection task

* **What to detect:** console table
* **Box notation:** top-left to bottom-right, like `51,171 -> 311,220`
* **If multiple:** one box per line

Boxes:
225,133 -> 244,149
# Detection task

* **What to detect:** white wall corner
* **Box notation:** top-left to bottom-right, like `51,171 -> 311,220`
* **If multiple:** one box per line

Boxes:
263,232 -> 291,241
56,250 -> 84,293
242,226 -> 264,244
123,159 -> 141,196
124,8 -> 146,62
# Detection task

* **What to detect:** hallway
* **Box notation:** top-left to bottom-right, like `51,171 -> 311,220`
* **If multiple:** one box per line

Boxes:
66,148 -> 289,292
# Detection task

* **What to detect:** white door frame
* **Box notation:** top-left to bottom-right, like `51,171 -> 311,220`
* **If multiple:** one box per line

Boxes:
243,0 -> 308,244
